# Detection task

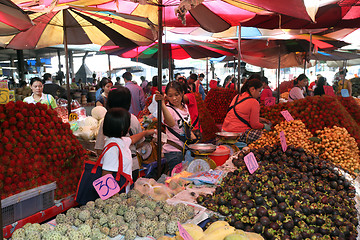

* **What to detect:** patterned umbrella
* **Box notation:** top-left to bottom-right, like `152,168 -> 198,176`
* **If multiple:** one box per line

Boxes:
0,6 -> 156,49
0,0 -> 33,36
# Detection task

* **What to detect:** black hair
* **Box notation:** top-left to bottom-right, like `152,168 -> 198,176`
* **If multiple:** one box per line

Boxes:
294,74 -> 308,85
103,108 -> 130,138
317,76 -> 326,87
260,76 -> 269,85
189,73 -> 198,81
240,78 -> 263,94
248,74 -> 262,81
223,75 -> 232,87
199,73 -> 205,78
92,73 -> 96,79
43,73 -> 51,81
152,76 -> 158,87
100,78 -> 112,89
30,77 -> 43,86
116,76 -> 120,81
140,76 -> 145,81
122,72 -> 132,81
107,86 -> 131,110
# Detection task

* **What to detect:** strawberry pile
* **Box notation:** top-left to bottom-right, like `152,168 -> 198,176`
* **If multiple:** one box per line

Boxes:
260,96 -> 360,147
205,87 -> 237,124
0,101 -> 87,200
193,92 -> 219,142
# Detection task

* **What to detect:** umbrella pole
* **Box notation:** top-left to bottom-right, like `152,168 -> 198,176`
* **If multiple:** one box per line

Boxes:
108,55 -> 111,79
169,45 -> 173,81
303,53 -> 307,74
237,25 -> 242,93
157,0 -> 164,179
206,57 -> 209,92
0,199 -> 3,240
63,12 -> 71,115
277,46 -> 281,104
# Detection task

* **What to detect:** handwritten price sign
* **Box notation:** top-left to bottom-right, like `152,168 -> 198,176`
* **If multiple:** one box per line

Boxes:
323,86 -> 335,96
279,131 -> 287,152
244,152 -> 259,174
280,110 -> 294,122
178,222 -> 194,240
93,174 -> 120,200
265,97 -> 276,106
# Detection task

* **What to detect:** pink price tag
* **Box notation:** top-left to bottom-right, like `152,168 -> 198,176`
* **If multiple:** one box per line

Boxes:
244,152 -> 259,174
93,174 -> 120,200
178,222 -> 194,240
265,97 -> 276,106
280,110 -> 294,121
279,131 -> 287,152
323,86 -> 335,96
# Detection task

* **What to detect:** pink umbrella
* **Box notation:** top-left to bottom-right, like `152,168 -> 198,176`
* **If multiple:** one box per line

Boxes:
0,0 -> 33,36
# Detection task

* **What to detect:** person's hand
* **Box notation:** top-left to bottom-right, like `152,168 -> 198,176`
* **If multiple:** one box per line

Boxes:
146,129 -> 156,136
154,91 -> 165,102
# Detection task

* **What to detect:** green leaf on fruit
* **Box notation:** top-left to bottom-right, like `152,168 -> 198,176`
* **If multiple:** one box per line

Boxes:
309,137 -> 321,143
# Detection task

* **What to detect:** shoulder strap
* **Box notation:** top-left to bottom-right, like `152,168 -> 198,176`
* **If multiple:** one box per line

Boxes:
92,142 -> 132,185
227,96 -> 252,128
167,105 -> 184,121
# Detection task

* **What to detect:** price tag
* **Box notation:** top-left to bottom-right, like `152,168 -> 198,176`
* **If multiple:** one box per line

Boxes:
93,174 -> 120,200
265,97 -> 276,106
280,110 -> 294,121
0,80 -> 7,88
9,90 -> 15,101
323,86 -> 335,96
341,89 -> 350,97
0,88 -> 9,104
279,131 -> 287,152
244,152 -> 259,174
68,112 -> 78,121
178,222 -> 194,240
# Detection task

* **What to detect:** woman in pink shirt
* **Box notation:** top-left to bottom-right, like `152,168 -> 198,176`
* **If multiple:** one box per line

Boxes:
259,76 -> 273,105
222,78 -> 271,144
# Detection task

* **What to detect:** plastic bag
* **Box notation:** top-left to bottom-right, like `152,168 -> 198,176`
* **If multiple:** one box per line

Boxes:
134,178 -> 176,201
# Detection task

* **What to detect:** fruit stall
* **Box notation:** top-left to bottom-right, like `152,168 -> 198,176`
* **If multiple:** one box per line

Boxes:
1,87 -> 360,240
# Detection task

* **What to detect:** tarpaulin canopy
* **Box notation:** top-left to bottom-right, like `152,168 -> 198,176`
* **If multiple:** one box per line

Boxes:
16,0 -> 312,33
309,50 -> 360,61
0,0 -> 33,36
0,6 -> 156,49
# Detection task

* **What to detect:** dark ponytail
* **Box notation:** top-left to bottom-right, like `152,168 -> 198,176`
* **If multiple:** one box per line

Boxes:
294,74 -> 307,86
240,78 -> 263,94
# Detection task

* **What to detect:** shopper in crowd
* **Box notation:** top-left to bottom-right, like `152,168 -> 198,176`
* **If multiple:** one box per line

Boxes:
314,76 -> 328,96
180,80 -> 201,136
155,81 -> 196,174
43,73 -> 66,99
95,86 -> 146,182
115,76 -> 121,86
188,73 -> 206,100
288,74 -> 309,102
123,72 -> 145,116
150,76 -> 158,95
24,77 -> 57,109
100,107 -> 154,192
259,76 -> 273,105
96,78 -> 113,107
222,78 -> 271,144
95,77 -> 108,99
174,73 -> 181,80
337,70 -> 352,96
140,76 -> 149,94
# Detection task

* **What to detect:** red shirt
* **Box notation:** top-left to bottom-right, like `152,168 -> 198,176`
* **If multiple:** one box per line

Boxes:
185,93 -> 200,131
260,86 -> 273,105
223,92 -> 264,133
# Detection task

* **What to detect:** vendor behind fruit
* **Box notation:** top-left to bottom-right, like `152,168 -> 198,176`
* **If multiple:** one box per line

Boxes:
222,78 -> 271,144
23,77 -> 57,109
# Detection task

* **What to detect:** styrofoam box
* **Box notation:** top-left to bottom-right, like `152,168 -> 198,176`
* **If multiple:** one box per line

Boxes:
1,182 -> 57,226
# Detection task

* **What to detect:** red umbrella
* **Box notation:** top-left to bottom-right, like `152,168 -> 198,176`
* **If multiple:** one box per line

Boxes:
0,0 -> 33,36
242,0 -> 360,29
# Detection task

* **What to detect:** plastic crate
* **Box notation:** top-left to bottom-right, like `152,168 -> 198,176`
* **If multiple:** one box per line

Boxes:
1,182 -> 56,226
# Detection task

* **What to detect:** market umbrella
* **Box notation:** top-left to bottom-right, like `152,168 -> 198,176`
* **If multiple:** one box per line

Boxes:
49,0 -> 313,33
0,0 -> 33,36
309,50 -> 360,61
0,6 -> 156,49
241,0 -> 360,29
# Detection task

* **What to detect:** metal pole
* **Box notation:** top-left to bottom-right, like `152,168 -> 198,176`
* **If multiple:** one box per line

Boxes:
277,46 -> 281,104
108,55 -> 111,79
16,50 -> 25,82
206,57 -> 209,91
0,197 -> 3,239
303,53 -> 307,74
157,0 -> 163,179
63,10 -> 71,115
168,45 -> 173,81
237,25 -> 241,93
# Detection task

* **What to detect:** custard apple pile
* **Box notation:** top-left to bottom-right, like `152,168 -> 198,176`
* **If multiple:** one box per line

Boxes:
8,190 -> 196,240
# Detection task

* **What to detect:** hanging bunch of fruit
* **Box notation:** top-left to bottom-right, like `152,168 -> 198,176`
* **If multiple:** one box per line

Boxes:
350,77 -> 360,97
205,88 -> 237,124
336,96 -> 360,127
197,145 -> 358,240
278,80 -> 294,94
0,101 -> 87,199
313,126 -> 360,176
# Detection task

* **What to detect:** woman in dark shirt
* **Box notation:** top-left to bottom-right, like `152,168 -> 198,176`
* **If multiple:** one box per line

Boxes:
314,76 -> 327,96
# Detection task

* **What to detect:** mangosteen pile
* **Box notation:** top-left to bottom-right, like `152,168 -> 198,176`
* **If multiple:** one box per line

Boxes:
196,144 -> 358,240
